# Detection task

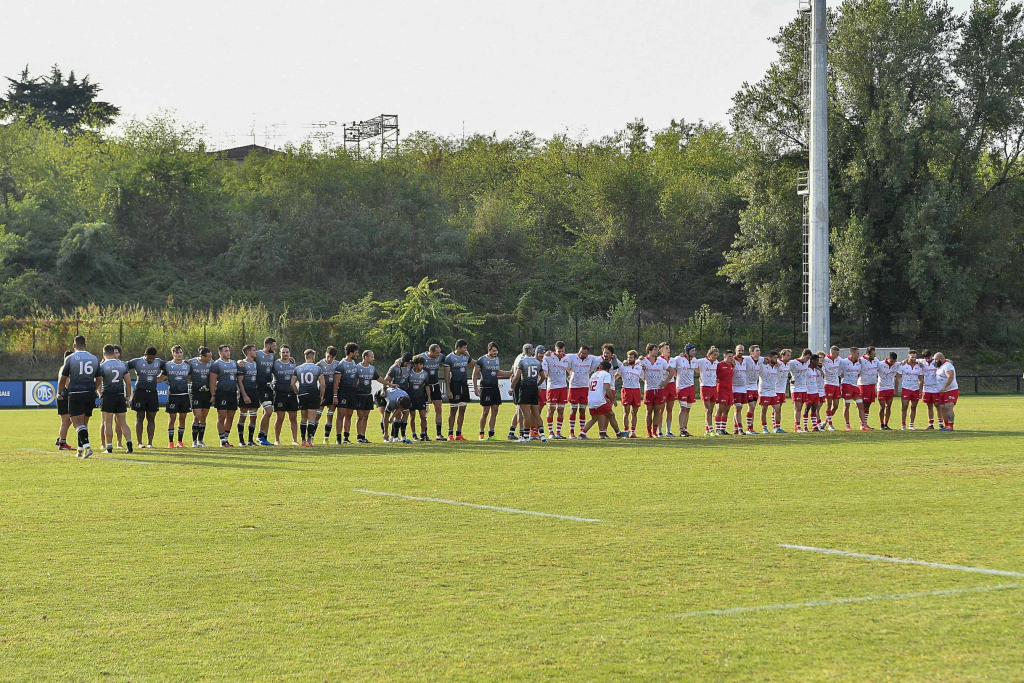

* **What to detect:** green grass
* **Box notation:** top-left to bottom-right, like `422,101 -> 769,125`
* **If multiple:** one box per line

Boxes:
2,397 -> 1023,681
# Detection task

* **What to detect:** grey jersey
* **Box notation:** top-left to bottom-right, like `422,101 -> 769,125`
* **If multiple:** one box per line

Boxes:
189,358 -> 212,392
317,359 -> 340,388
337,358 -> 360,390
476,355 -> 501,387
295,362 -> 322,394
210,358 -> 239,393
272,359 -> 296,390
255,349 -> 275,385
386,363 -> 411,390
407,368 -> 429,400
444,352 -> 471,383
163,360 -> 191,394
99,358 -> 130,395
239,359 -> 258,389
128,357 -> 164,392
355,363 -> 379,395
517,357 -> 544,387
62,350 -> 100,393
420,352 -> 443,384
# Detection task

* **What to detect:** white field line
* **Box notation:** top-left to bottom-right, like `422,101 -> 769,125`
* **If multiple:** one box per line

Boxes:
19,447 -> 155,465
354,489 -> 603,523
670,582 -> 1024,619
780,544 -> 1024,578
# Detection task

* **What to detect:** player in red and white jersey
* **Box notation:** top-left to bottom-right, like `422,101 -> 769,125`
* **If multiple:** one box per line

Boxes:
757,351 -> 782,433
838,347 -> 869,430
821,346 -> 842,430
666,343 -> 697,438
897,350 -> 924,429
616,350 -> 643,438
543,341 -> 570,438
693,347 -> 719,435
639,344 -> 669,438
813,351 -> 829,429
741,346 -> 762,435
658,343 -> 677,437
857,346 -> 880,427
565,345 -> 600,438
729,345 -> 752,434
934,352 -> 958,430
787,349 -> 812,432
801,354 -> 824,431
875,351 -> 900,429
920,350 -> 943,429
714,349 -> 736,436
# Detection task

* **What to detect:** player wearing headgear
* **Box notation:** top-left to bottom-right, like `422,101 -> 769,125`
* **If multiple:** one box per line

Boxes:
293,349 -> 325,447
407,355 -> 432,441
443,340 -> 475,441
209,345 -> 241,447
542,341 -> 570,439
273,346 -> 299,446
693,347 -> 719,435
162,345 -> 192,448
254,337 -> 277,446
58,335 -> 99,458
421,344 -> 446,441
473,342 -> 511,440
189,347 -> 213,447
616,350 -> 643,438
565,345 -> 600,438
128,346 -> 164,448
510,344 -> 546,441
332,342 -> 360,444
316,346 -> 340,444
237,344 -> 259,446
97,344 -> 133,453
354,350 -> 380,443
934,352 -> 958,431
897,350 -> 924,429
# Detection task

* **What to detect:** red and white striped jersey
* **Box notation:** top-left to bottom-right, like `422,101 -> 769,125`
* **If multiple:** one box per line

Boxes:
616,362 -> 643,390
543,353 -> 570,389
877,360 -> 899,391
694,357 -> 718,387
639,356 -> 668,391
898,361 -> 923,391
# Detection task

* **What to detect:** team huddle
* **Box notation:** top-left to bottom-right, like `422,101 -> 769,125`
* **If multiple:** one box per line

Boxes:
53,334 -> 961,457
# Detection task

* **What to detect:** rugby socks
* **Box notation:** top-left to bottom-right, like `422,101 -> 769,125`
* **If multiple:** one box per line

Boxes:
343,431 -> 350,443
308,421 -> 318,441
547,416 -> 554,437
556,417 -> 563,436
746,411 -> 755,431
392,423 -> 401,439
300,422 -> 308,442
237,422 -> 245,443
196,423 -> 206,444
436,421 -> 443,437
488,429 -> 495,438
76,424 -> 89,449
324,412 -> 334,440
168,428 -> 175,443
826,411 -> 834,427
247,423 -> 255,443
178,427 -> 185,443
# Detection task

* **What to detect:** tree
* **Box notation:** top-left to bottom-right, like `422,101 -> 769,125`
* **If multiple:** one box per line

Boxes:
368,278 -> 485,355
0,65 -> 120,133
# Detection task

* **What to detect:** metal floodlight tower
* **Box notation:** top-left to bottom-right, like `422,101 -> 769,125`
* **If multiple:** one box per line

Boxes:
343,114 -> 399,159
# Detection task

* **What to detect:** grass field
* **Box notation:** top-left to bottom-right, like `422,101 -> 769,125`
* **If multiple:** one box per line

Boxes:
2,397 -> 1023,681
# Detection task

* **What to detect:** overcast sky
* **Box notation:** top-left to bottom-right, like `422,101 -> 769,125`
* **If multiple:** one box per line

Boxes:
5,0 -> 976,149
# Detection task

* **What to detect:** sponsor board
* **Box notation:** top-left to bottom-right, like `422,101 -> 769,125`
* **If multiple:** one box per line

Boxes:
26,381 -> 58,406
0,381 -> 25,407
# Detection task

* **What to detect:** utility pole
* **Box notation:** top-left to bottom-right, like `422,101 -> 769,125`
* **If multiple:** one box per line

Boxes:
808,0 -> 831,352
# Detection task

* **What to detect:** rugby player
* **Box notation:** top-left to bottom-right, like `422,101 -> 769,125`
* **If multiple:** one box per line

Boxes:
128,346 -> 163,448
542,341 -> 570,439
579,360 -> 615,439
897,350 -> 924,429
407,355 -> 432,441
822,346 -> 841,430
876,351 -> 900,430
272,346 -> 299,445
506,343 -> 533,440
666,343 -> 697,438
801,353 -> 824,431
56,350 -> 74,451
787,349 -> 812,433
382,385 -> 413,443
639,344 -> 668,438
255,337 -> 277,446
616,350 -> 643,438
921,350 -> 942,429
838,347 -> 868,430
209,344 -> 240,447
565,345 -> 600,438
741,345 -> 762,435
354,350 -> 380,443
657,343 -> 676,437
774,349 -> 791,432
934,352 -> 958,431
332,342 -> 360,444
857,346 -> 879,429
421,344 -> 446,440
316,347 -> 339,444
162,345 -> 192,447
757,350 -> 781,433
237,344 -> 259,446
188,347 -> 213,447
97,344 -> 133,453
292,349 -> 325,447
58,335 -> 99,458
714,349 -> 736,435
509,345 -> 546,441
443,339 -> 475,441
473,342 -> 510,440
694,347 -> 719,435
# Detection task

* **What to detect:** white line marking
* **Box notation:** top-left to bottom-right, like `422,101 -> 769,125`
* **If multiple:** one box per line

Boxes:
780,544 -> 1024,578
19,448 -> 155,465
670,582 -> 1024,619
354,489 -> 603,522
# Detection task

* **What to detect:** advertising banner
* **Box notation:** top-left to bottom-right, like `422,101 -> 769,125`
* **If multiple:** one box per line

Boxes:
0,382 -> 24,407
25,381 -> 58,406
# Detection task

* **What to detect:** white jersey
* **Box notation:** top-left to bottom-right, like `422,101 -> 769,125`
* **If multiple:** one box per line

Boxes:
898,361 -> 923,391
616,363 -> 642,390
744,356 -> 762,392
857,357 -> 880,386
566,353 -> 599,389
543,354 -> 570,389
936,361 -> 957,391
758,362 -> 779,397
788,358 -> 809,392
669,355 -> 696,389
838,358 -> 861,385
694,358 -> 718,387
806,367 -> 824,396
775,363 -> 789,394
822,355 -> 841,386
588,370 -> 612,409
877,360 -> 899,391
639,356 -> 668,392
922,360 -> 941,393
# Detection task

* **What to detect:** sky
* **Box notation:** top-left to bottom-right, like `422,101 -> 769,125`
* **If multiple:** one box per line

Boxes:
4,0 -> 976,150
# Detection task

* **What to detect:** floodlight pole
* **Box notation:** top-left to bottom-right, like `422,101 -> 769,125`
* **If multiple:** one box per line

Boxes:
808,0 -> 830,352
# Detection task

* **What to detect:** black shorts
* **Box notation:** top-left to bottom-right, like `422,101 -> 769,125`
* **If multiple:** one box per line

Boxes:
517,384 -> 540,406
191,390 -> 212,410
238,388 -> 259,411
320,393 -> 335,408
257,385 -> 274,406
409,394 -> 428,411
274,391 -> 298,412
337,387 -> 357,409
298,392 -> 320,410
132,389 -> 159,413
449,380 -> 470,404
68,391 -> 95,417
214,391 -> 238,411
428,382 -> 441,401
57,394 -> 69,416
355,394 -> 375,412
101,393 -> 128,414
166,393 -> 192,414
479,385 -> 502,407
512,383 -> 523,405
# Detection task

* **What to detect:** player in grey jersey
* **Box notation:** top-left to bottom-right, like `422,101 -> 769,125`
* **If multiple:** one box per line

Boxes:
128,346 -> 164,448
332,342 -> 360,444
58,335 -> 100,457
162,345 -> 192,447
273,346 -> 299,445
421,344 -> 446,440
209,344 -> 241,447
509,345 -> 547,441
316,346 -> 340,444
236,344 -> 259,446
292,348 -> 326,446
255,337 -> 277,446
96,343 -> 133,454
